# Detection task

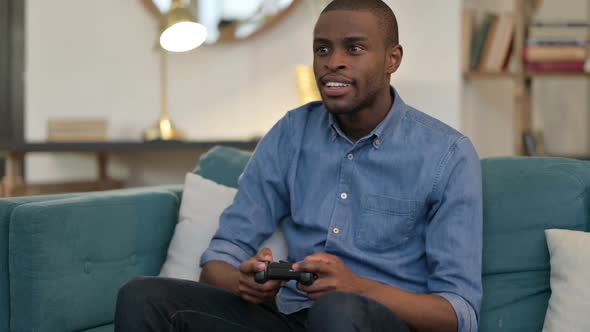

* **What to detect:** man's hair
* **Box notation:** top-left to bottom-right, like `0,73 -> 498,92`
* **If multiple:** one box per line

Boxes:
321,0 -> 399,46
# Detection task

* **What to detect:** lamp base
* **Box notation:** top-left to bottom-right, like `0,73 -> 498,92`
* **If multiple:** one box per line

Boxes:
143,115 -> 186,141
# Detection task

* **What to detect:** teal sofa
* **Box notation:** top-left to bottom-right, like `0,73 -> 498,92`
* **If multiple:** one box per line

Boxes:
1,146 -> 589,332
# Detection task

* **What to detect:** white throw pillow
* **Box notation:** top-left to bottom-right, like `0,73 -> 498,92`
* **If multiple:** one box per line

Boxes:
159,173 -> 288,281
542,229 -> 590,332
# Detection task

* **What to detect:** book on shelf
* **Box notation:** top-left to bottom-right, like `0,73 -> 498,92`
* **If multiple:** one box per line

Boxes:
529,26 -> 590,40
524,46 -> 587,62
462,9 -> 475,73
469,12 -> 496,71
480,14 -> 515,72
524,20 -> 590,73
464,10 -> 514,73
528,20 -> 590,48
526,60 -> 586,72
527,39 -> 588,46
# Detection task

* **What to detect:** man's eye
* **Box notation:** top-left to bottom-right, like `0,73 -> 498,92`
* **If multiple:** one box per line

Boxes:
316,47 -> 329,55
349,46 -> 363,53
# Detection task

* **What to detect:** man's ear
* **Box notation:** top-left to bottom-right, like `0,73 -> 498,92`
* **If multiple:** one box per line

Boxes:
386,44 -> 403,75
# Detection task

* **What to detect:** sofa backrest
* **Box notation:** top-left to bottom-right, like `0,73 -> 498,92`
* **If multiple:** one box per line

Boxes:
479,157 -> 590,332
194,146 -> 252,188
197,147 -> 590,332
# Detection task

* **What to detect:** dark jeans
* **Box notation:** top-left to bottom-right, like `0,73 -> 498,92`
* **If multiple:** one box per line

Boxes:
114,277 -> 412,332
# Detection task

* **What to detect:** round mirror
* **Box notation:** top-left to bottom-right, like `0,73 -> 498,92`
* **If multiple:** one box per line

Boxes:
143,0 -> 302,44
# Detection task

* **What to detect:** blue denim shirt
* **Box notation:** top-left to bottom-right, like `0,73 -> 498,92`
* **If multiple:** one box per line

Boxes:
200,88 -> 483,332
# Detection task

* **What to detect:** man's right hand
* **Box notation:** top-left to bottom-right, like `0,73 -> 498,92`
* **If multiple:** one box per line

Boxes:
238,248 -> 283,304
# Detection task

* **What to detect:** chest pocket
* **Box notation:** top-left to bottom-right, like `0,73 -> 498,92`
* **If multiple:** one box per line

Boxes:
355,194 -> 419,251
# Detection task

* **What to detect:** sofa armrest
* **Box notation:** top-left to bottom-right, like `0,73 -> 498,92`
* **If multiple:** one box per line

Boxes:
2,192 -> 87,332
8,188 -> 179,332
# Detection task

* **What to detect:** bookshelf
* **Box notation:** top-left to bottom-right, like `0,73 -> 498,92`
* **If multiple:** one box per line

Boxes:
463,0 -> 590,157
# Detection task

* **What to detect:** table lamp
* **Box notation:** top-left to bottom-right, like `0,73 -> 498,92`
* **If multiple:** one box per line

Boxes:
144,0 -> 207,141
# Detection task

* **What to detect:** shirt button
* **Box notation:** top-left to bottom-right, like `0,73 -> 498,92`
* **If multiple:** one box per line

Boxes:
374,139 -> 381,146
347,153 -> 354,160
333,227 -> 340,234
340,192 -> 348,200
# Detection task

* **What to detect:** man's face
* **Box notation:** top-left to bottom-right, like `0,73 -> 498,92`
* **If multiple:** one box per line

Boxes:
313,10 -> 392,114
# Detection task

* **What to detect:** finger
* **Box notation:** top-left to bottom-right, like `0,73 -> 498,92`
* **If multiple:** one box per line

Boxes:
256,247 -> 274,261
300,252 -> 337,263
295,277 -> 330,294
239,259 -> 267,274
238,282 -> 268,298
292,254 -> 330,272
240,275 -> 282,292
293,260 -> 328,274
293,280 -> 329,300
238,283 -> 278,301
311,252 -> 336,259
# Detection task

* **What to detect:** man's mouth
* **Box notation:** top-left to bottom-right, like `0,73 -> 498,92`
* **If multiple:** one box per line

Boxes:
325,82 -> 352,88
321,80 -> 354,97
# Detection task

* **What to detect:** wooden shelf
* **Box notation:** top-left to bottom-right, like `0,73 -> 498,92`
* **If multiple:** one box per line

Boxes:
465,71 -> 590,80
463,71 -> 517,79
526,72 -> 590,78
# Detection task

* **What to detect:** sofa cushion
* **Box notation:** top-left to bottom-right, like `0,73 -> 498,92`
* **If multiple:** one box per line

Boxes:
479,157 -> 590,332
82,324 -> 113,332
542,229 -> 590,332
8,189 -> 179,332
159,173 -> 288,280
159,172 -> 239,280
194,146 -> 253,188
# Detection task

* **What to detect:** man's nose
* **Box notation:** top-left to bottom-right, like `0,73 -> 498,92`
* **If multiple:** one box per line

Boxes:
325,50 -> 347,71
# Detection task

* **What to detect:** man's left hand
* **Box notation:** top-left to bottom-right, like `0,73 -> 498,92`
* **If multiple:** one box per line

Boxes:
293,252 -> 368,300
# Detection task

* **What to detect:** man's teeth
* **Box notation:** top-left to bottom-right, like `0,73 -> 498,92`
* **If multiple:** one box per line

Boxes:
326,82 -> 351,88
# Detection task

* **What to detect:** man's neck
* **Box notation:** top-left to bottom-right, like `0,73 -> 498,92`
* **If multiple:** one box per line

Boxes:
335,87 -> 394,142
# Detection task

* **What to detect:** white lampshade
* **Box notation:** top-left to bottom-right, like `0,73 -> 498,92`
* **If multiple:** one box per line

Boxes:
160,21 -> 207,52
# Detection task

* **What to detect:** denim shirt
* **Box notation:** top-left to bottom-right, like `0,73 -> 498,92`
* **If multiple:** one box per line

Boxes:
200,88 -> 483,332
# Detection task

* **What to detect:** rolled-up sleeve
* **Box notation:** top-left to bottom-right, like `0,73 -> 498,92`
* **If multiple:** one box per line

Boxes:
426,137 -> 483,332
200,114 -> 293,269
435,292 -> 479,332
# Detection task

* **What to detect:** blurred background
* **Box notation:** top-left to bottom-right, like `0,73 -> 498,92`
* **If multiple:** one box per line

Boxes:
1,0 -> 589,196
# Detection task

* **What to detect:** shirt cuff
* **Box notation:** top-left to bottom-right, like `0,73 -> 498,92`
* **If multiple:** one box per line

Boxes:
199,238 -> 252,270
434,292 -> 478,332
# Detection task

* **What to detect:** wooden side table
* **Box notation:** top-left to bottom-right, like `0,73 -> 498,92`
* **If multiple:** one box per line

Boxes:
0,151 -> 25,197
0,140 -> 258,197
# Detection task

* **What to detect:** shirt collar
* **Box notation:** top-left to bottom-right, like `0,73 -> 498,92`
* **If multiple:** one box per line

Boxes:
325,86 -> 408,146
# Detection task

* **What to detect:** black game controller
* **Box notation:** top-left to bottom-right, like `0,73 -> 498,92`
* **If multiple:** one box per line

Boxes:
254,260 -> 317,286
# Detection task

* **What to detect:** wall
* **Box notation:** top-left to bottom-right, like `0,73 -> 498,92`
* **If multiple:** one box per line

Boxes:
25,0 -> 462,186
